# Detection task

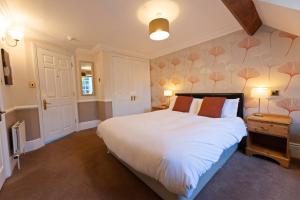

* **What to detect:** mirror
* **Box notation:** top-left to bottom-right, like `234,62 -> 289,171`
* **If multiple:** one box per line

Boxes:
80,61 -> 95,96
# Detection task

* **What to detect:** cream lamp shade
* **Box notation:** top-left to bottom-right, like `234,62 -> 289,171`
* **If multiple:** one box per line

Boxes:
164,89 -> 173,97
251,87 -> 270,98
149,18 -> 169,41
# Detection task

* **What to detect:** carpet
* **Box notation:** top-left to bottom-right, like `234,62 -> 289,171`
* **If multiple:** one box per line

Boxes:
0,128 -> 299,200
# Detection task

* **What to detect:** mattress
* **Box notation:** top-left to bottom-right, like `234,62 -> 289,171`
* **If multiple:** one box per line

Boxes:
97,110 -> 247,197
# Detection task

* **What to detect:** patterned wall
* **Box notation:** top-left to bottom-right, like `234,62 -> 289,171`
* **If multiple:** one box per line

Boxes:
150,26 -> 300,142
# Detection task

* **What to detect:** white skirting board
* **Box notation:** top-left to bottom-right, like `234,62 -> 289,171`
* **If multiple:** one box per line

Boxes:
78,120 -> 100,131
8,157 -> 17,177
25,138 -> 45,153
290,142 -> 300,159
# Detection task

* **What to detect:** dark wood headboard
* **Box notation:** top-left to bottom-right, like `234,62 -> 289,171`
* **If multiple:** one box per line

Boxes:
176,93 -> 244,118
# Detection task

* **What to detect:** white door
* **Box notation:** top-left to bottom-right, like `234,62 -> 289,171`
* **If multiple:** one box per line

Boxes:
112,56 -> 131,116
37,48 -> 76,143
112,55 -> 151,116
128,59 -> 151,115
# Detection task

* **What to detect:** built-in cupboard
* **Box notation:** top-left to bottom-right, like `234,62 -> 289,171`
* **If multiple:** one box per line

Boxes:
102,53 -> 151,117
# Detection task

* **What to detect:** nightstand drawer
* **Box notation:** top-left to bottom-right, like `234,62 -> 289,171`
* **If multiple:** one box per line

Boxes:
247,121 -> 288,137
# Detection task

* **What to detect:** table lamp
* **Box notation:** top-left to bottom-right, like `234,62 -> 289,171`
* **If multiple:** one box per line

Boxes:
164,90 -> 173,106
251,87 -> 270,117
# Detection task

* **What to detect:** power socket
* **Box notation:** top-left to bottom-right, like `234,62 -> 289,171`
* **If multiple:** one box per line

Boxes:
271,90 -> 279,96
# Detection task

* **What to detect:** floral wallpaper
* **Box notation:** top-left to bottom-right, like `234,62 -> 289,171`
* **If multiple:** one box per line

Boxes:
150,26 -> 300,142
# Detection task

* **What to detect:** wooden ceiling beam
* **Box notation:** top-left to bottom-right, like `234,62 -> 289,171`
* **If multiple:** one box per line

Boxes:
222,0 -> 262,35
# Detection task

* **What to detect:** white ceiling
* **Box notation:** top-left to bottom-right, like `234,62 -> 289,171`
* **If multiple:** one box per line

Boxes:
254,0 -> 300,37
2,0 -> 300,58
3,0 -> 242,58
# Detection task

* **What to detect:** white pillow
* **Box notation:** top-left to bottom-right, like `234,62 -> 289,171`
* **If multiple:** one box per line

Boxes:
189,98 -> 203,114
221,98 -> 239,118
168,96 -> 177,110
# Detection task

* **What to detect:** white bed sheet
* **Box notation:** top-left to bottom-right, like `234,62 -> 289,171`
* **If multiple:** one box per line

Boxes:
97,110 -> 247,197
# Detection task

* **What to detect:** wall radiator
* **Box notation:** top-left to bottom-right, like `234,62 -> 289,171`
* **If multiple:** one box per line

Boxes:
11,121 -> 26,169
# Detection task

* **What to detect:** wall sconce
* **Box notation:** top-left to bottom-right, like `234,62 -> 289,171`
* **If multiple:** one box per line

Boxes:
4,28 -> 24,47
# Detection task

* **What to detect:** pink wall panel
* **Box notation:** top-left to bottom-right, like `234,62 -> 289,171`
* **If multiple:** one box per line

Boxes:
150,26 -> 300,142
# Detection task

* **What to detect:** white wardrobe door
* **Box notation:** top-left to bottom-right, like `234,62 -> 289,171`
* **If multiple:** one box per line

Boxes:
129,60 -> 151,114
112,56 -> 131,117
112,56 -> 151,117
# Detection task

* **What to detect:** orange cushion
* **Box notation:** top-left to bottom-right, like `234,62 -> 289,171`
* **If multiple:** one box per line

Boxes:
172,96 -> 193,112
198,97 -> 226,118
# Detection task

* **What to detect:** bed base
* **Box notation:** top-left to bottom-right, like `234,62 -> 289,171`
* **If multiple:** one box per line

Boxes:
110,144 -> 238,200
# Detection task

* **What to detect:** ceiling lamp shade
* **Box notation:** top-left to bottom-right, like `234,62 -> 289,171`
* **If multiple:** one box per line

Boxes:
149,18 -> 169,41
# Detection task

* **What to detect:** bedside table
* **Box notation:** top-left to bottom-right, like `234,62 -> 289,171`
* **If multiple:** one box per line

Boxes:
152,105 -> 169,111
246,114 -> 292,168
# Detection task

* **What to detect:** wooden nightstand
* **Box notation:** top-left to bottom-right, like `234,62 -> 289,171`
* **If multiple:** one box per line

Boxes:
152,105 -> 169,111
246,114 -> 292,168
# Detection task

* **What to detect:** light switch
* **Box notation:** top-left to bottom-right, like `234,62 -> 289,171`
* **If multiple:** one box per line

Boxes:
29,80 -> 36,88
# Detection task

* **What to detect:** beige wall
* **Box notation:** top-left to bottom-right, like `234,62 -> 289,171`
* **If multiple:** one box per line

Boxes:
1,37 -> 74,111
98,101 -> 112,121
77,101 -> 112,122
15,108 -> 40,141
1,40 -> 36,110
75,49 -> 113,123
75,49 -> 104,102
1,37 -> 74,143
151,26 -> 300,143
4,110 -> 17,155
0,38 -> 115,159
5,108 -> 40,141
1,31 -> 139,145
78,101 -> 99,122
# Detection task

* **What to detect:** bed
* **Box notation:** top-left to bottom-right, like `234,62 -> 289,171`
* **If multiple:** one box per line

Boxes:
97,93 -> 246,200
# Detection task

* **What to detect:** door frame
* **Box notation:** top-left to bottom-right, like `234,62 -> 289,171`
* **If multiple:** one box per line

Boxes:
32,42 -> 79,144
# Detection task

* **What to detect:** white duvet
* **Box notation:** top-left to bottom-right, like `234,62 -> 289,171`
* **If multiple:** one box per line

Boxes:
97,110 -> 247,197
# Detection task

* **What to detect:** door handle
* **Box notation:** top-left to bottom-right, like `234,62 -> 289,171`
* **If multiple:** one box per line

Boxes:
43,99 -> 51,110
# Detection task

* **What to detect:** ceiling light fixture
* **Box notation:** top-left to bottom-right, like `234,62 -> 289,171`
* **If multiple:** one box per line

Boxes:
137,0 -> 179,25
149,18 -> 169,41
